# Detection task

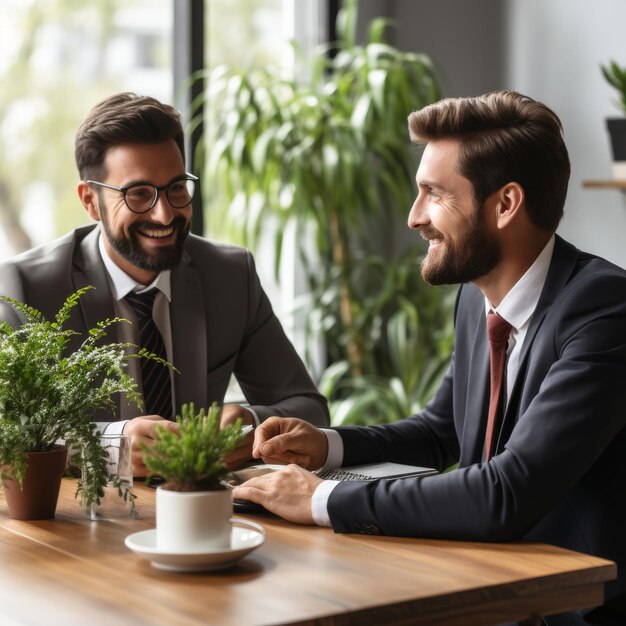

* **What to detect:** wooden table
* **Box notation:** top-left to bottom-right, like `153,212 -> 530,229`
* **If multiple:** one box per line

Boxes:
0,480 -> 615,626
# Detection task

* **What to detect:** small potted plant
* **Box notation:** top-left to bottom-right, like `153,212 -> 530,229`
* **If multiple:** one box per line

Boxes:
142,402 -> 247,552
601,60 -> 626,179
0,286 -> 159,520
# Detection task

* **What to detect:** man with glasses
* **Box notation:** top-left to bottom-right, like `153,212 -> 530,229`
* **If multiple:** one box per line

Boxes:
0,92 -> 329,475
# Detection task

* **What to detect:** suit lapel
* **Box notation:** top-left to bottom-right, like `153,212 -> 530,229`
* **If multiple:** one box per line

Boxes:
170,251 -> 207,413
71,225 -> 117,337
516,235 -> 578,369
495,235 -> 579,453
459,295 -> 490,466
69,225 -> 120,416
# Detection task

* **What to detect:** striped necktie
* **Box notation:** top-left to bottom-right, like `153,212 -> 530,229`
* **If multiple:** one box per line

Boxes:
124,289 -> 173,420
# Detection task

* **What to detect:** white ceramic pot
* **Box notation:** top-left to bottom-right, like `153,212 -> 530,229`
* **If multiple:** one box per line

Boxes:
156,486 -> 232,552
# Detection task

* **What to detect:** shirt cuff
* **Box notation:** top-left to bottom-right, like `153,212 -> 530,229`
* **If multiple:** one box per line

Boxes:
246,407 -> 261,427
320,428 -> 344,471
98,420 -> 128,436
311,479 -> 339,527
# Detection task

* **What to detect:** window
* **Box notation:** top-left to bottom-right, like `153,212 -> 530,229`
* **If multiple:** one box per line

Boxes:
0,0 -> 173,260
0,0 -> 324,259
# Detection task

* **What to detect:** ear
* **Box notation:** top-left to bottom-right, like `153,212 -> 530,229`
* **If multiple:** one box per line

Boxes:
493,182 -> 525,230
77,181 -> 102,222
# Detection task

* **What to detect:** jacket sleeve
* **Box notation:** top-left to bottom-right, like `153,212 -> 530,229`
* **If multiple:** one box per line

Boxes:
235,251 -> 329,427
0,262 -> 28,327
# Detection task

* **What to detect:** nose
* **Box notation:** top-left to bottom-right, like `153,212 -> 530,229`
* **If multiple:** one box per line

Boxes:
149,191 -> 176,224
407,193 -> 428,230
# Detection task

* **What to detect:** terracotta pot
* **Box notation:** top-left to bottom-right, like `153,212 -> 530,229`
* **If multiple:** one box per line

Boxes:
3,445 -> 68,520
156,486 -> 232,552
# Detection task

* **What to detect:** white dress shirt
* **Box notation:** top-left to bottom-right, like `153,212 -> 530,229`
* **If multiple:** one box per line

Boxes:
97,234 -> 174,434
311,236 -> 556,527
96,233 -> 260,434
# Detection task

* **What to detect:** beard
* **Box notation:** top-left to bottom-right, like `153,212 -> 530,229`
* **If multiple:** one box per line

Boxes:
99,201 -> 190,273
420,208 -> 501,286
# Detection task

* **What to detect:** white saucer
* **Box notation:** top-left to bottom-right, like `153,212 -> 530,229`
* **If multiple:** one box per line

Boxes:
124,517 -> 265,572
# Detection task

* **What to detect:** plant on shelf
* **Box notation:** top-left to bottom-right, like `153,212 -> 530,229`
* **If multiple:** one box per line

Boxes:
601,60 -> 626,114
0,286 -> 164,519
142,402 -> 246,492
600,60 -> 626,179
200,0 -> 453,425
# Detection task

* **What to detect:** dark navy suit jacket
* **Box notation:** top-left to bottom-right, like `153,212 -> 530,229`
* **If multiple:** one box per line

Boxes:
329,235 -> 626,606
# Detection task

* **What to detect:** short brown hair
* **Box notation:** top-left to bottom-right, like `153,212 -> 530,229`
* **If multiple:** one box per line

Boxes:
408,90 -> 570,232
75,92 -> 185,180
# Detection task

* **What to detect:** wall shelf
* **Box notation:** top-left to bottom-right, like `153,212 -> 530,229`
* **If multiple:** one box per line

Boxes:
582,180 -> 626,189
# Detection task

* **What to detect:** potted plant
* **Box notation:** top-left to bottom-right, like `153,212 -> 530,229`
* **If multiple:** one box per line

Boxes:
200,0 -> 454,425
0,286 -> 158,520
142,402 -> 247,552
601,60 -> 626,179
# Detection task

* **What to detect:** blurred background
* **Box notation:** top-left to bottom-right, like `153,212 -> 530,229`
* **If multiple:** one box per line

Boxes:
2,0 -> 625,424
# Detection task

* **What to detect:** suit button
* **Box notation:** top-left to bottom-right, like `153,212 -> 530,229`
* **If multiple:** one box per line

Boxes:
352,522 -> 381,535
363,523 -> 381,535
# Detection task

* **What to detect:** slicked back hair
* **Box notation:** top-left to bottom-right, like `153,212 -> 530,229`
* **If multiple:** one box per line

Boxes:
408,90 -> 570,232
75,92 -> 185,181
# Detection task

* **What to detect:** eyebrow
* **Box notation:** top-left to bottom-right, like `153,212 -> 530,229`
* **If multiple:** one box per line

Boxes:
120,174 -> 188,188
417,179 -> 446,192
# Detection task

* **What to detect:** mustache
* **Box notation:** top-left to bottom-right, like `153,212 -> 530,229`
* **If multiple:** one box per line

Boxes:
129,216 -> 188,233
418,226 -> 444,241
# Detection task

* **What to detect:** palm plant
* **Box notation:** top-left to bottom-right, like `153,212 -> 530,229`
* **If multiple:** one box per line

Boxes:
201,0 -> 453,424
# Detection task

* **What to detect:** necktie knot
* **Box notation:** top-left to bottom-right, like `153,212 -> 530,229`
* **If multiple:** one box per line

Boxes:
124,288 -> 158,319
487,312 -> 513,345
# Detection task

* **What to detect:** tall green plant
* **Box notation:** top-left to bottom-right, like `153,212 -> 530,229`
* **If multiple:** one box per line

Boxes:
201,0 -> 453,424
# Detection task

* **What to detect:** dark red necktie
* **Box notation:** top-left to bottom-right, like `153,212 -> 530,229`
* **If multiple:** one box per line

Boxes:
485,312 -> 513,460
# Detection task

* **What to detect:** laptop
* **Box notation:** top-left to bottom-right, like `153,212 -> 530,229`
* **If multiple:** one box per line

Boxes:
315,462 -> 437,481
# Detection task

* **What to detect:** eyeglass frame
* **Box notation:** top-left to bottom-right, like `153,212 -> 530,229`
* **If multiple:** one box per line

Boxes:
85,173 -> 199,214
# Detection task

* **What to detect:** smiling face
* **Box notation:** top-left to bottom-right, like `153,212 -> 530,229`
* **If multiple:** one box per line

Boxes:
408,138 -> 501,286
79,140 -> 191,284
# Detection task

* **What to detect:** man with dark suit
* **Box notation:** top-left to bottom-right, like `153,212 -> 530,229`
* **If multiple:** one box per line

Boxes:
233,91 -> 626,625
0,92 -> 329,475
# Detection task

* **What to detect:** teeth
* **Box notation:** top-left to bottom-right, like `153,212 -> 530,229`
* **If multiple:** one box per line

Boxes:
140,227 -> 174,239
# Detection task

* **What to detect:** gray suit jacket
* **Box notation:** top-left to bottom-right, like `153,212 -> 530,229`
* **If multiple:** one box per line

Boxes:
328,235 -> 626,605
0,224 -> 329,426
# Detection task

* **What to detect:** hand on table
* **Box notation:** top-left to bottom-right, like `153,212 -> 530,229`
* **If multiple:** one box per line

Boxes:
232,464 -> 322,525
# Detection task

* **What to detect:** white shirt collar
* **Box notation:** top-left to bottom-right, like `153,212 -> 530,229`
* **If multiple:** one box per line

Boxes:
97,232 -> 172,302
485,235 -> 555,330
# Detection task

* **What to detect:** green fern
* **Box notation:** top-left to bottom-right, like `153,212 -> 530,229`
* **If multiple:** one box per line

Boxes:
142,402 -> 246,491
0,286 -> 164,511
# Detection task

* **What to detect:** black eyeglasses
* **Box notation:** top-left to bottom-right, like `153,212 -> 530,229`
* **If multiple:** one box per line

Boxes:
86,173 -> 198,214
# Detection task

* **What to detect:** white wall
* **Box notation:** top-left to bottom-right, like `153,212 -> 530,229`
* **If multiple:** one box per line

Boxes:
367,0 -> 626,268
505,0 -> 626,267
